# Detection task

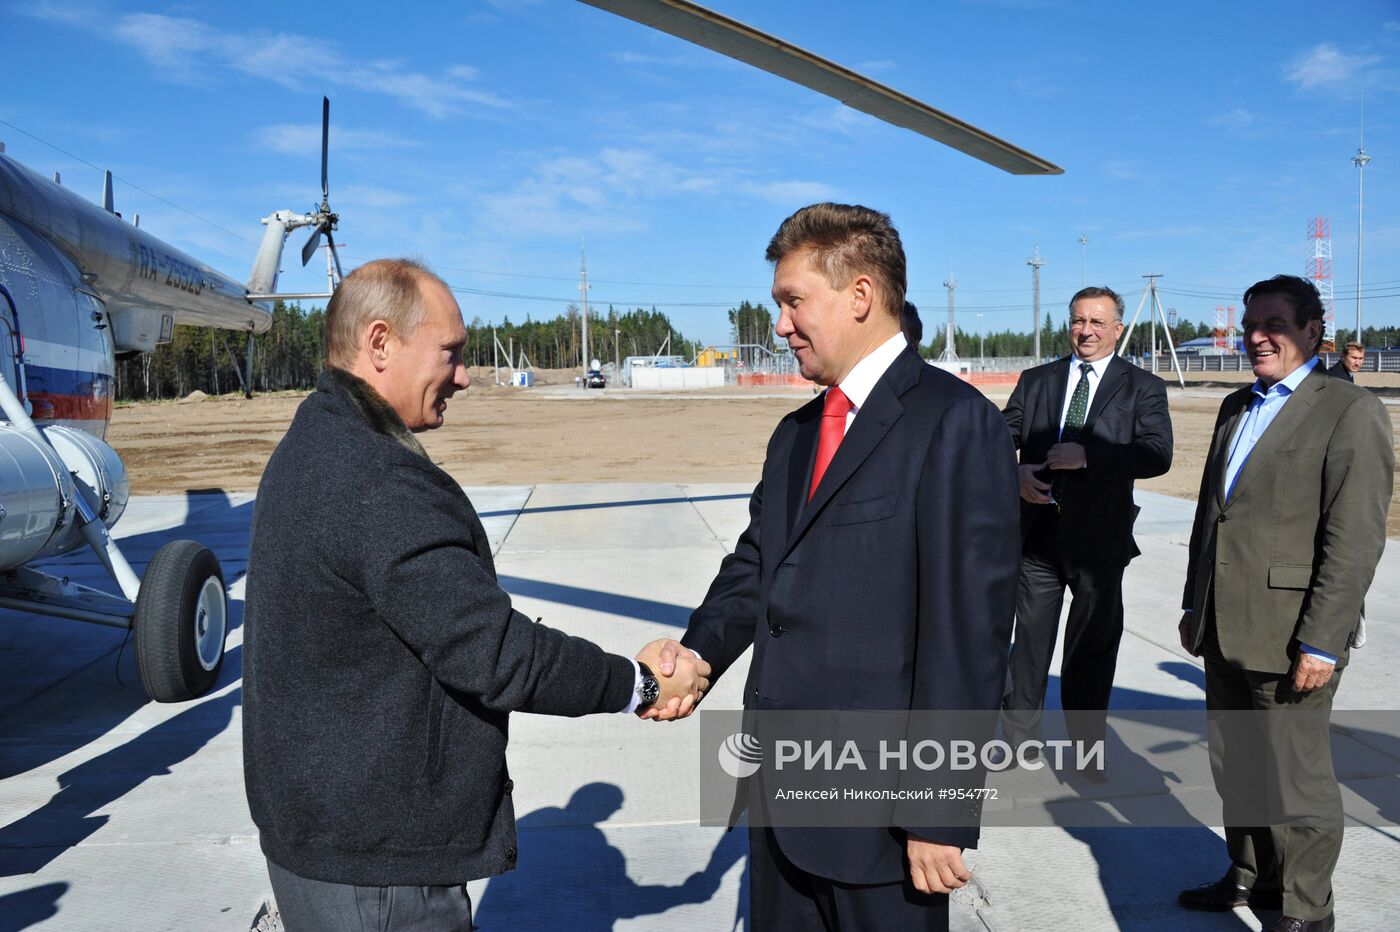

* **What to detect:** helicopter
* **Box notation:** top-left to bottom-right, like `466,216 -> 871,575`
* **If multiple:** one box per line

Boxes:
0,98 -> 344,703
0,0 -> 1057,707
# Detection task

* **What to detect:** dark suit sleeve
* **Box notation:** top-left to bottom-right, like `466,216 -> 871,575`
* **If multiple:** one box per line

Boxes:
1002,372 -> 1028,452
900,393 -> 1021,849
359,464 -> 636,716
681,478 -> 764,685
1295,392 -> 1395,653
1084,375 -> 1172,481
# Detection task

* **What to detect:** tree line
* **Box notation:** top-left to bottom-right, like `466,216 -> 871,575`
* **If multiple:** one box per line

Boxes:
113,300 -> 1400,402
112,301 -> 695,401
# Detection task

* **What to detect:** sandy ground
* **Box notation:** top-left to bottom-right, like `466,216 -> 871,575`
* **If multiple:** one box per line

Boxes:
108,366 -> 1400,538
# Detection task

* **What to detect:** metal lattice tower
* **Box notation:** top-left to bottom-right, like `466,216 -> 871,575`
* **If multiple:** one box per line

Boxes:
1027,246 -> 1045,359
1306,217 -> 1336,351
938,272 -> 958,361
1226,306 -> 1237,353
1214,307 -> 1227,351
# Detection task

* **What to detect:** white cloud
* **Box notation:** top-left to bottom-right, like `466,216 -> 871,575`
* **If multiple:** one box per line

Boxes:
739,180 -> 839,204
611,51 -> 694,67
1012,76 -> 1064,99
1285,43 -> 1381,91
1103,159 -> 1138,180
476,146 -> 834,237
1207,108 -> 1258,128
252,124 -> 421,156
22,6 -> 512,119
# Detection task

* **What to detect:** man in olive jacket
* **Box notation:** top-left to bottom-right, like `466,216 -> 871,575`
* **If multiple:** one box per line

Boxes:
1176,275 -> 1393,932
243,259 -> 707,931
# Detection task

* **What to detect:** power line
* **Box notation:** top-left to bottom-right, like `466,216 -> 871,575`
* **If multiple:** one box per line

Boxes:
0,118 -> 260,248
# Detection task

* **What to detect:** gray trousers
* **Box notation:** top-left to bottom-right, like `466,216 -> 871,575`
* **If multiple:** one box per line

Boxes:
266,859 -> 474,932
1201,617 -> 1342,922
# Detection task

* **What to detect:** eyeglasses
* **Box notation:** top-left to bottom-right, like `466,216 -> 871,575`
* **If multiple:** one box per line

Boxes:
1069,318 -> 1120,332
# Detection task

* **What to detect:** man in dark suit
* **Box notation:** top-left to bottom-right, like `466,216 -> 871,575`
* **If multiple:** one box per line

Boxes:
1326,341 -> 1364,382
1001,286 -> 1172,756
1177,276 -> 1392,931
670,203 -> 1020,931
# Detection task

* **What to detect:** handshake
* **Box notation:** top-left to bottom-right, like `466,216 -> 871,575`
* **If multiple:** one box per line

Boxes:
634,639 -> 710,722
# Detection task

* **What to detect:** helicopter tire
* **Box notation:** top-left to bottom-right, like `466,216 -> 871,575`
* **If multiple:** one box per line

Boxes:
133,541 -> 227,703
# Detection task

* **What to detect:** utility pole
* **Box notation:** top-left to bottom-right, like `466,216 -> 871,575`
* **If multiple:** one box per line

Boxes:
1352,102 -> 1371,342
976,312 -> 984,363
938,271 -> 958,361
1123,273 -> 1185,389
1027,245 -> 1045,360
578,249 -> 591,377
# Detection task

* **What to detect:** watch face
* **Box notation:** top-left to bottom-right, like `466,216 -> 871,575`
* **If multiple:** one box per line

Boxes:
641,676 -> 660,706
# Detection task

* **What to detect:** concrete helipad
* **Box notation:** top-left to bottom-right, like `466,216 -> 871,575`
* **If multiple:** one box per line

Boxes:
0,484 -> 1396,931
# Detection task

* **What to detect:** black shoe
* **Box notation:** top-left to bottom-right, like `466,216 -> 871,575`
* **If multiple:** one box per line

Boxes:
1268,915 -> 1334,932
1178,874 -> 1282,911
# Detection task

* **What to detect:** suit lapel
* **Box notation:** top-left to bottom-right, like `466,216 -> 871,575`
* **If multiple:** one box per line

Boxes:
1043,357 -> 1070,435
782,349 -> 916,557
1211,392 -> 1251,511
1083,356 -> 1128,430
786,399 -> 822,535
1222,367 -> 1327,508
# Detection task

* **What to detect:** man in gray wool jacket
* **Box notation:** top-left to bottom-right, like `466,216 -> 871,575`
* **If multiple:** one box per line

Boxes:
242,258 -> 709,931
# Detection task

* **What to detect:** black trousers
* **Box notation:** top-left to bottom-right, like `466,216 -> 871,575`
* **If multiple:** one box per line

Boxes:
266,859 -> 475,932
1002,515 -> 1125,747
748,827 -> 949,932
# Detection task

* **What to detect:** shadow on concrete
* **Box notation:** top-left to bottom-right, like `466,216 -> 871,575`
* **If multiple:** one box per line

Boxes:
479,492 -> 749,519
474,783 -> 746,930
0,490 -> 247,783
498,576 -> 692,628
0,882 -> 67,931
0,654 -> 242,879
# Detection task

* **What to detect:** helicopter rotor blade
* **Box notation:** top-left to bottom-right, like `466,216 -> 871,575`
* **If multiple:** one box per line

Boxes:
301,224 -> 324,267
326,229 -> 345,283
319,96 -> 330,206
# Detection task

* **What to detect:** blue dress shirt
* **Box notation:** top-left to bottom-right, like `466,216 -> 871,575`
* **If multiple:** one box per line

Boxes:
1219,357 -> 1335,664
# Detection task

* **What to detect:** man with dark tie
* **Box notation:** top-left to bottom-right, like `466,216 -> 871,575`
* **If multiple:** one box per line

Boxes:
1177,275 -> 1392,931
670,203 -> 1020,930
1001,286 -> 1172,758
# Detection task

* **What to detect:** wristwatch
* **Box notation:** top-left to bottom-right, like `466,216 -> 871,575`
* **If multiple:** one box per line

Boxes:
636,661 -> 660,711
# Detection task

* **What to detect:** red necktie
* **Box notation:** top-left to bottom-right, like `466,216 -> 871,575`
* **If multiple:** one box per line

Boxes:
808,386 -> 853,501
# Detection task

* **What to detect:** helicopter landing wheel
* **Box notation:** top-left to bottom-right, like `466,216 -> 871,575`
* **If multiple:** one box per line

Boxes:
133,540 -> 227,702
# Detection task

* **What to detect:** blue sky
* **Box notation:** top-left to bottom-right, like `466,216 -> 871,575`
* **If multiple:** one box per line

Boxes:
4,0 -> 1398,347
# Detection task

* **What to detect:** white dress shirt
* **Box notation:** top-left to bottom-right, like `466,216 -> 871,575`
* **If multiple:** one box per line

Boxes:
834,331 -> 909,435
647,331 -> 911,708
1058,353 -> 1113,438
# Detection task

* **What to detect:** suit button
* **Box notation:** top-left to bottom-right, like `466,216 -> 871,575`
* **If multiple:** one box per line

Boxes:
504,779 -> 514,793
1217,514 -> 1229,523
506,846 -> 517,862
752,688 -> 759,698
769,624 -> 782,637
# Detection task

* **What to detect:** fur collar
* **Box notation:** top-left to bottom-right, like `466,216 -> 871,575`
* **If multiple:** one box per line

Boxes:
320,367 -> 428,460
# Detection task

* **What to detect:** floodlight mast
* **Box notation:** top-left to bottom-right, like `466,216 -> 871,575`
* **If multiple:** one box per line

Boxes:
1352,136 -> 1370,342
1027,246 -> 1044,360
938,272 -> 958,362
